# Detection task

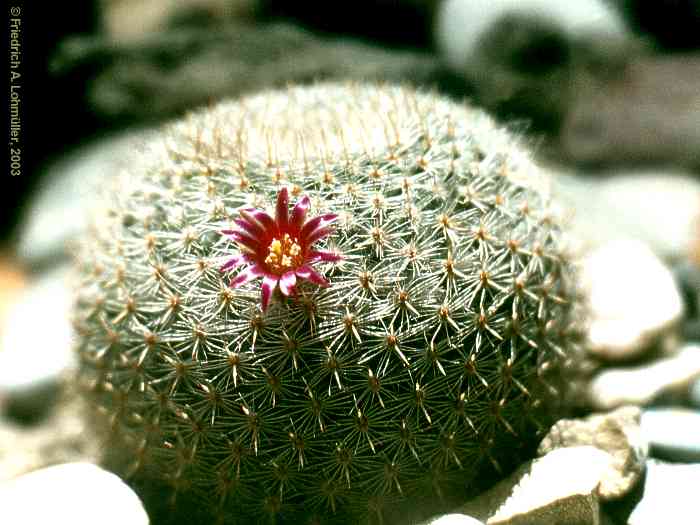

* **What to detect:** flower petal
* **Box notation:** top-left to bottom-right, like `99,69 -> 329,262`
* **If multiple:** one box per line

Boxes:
261,275 -> 278,311
305,226 -> 334,246
276,187 -> 289,230
278,270 -> 297,296
300,214 -> 338,240
229,265 -> 264,288
221,254 -> 249,272
307,250 -> 342,263
290,196 -> 311,231
234,218 -> 264,239
240,208 -> 275,233
230,231 -> 262,252
296,264 -> 329,287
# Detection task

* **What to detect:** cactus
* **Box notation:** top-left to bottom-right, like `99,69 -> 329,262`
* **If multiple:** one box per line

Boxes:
73,83 -> 582,524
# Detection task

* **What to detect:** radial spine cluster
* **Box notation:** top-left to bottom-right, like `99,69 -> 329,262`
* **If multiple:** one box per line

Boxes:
72,83 -> 582,524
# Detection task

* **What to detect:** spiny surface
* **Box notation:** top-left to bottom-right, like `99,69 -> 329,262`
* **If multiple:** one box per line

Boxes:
73,84 -> 581,524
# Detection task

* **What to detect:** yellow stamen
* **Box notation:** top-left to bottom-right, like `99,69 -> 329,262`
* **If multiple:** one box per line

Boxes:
265,234 -> 303,273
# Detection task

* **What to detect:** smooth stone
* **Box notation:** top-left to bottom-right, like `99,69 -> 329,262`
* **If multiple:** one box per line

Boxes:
553,172 -> 700,261
588,345 -> 700,410
459,446 -> 611,525
16,130 -> 151,268
640,408 -> 700,462
538,406 -> 647,501
628,461 -> 700,525
0,463 -> 148,525
0,267 -> 75,423
424,514 -> 485,525
581,239 -> 683,361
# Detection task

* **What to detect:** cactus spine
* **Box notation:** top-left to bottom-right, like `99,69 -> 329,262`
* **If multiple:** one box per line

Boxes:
73,83 -> 582,524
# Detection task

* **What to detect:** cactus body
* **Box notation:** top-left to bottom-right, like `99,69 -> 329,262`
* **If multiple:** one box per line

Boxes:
73,84 -> 581,524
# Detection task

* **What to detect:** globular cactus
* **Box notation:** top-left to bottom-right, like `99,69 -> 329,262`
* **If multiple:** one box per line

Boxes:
72,83 -> 582,524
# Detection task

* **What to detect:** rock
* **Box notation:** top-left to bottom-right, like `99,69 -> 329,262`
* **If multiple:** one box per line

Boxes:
538,406 -> 647,501
628,461 -> 700,525
436,0 -> 628,74
588,345 -> 700,410
52,23 -> 441,125
423,514 -> 485,525
561,54 -> 700,169
0,267 -> 75,423
458,446 -> 611,524
640,408 -> 700,462
0,462 -> 149,525
553,172 -> 700,262
17,130 -> 151,268
581,240 -> 683,361
434,0 -> 632,130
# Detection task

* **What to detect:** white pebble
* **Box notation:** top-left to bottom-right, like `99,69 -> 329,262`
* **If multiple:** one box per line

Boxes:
0,267 -> 75,390
581,240 -> 683,361
640,408 -> 700,462
589,345 -> 700,410
459,446 -> 611,524
425,514 -> 484,525
629,461 -> 700,525
0,463 -> 149,525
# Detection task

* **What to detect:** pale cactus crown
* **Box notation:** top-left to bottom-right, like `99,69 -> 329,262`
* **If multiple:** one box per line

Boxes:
73,83 -> 582,524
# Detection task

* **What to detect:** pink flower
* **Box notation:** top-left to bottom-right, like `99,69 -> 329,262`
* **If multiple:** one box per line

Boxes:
221,188 -> 342,311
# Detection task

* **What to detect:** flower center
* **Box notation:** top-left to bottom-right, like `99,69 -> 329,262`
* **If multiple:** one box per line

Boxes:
265,233 -> 303,274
